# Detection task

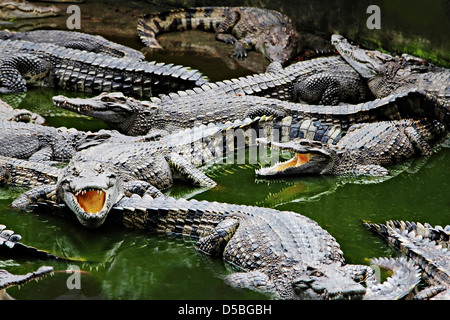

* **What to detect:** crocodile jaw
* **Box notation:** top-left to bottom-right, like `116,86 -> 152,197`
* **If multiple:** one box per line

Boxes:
63,186 -> 118,228
331,34 -> 383,79
0,266 -> 54,291
255,138 -> 331,176
256,153 -> 316,176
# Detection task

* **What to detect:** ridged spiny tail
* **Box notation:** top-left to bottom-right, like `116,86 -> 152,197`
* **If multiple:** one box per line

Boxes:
138,7 -> 232,48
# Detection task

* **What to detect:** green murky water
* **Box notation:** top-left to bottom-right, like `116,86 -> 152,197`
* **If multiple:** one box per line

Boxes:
0,0 -> 449,300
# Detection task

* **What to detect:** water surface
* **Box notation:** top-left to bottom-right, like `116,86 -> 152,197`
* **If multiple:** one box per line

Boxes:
0,0 -> 449,300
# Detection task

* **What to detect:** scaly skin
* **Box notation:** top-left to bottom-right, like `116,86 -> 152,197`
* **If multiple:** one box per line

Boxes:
0,30 -> 145,60
0,39 -> 207,96
332,34 -> 450,128
256,119 -> 445,177
138,7 -> 299,64
293,63 -> 372,105
0,1 -> 60,19
363,256 -> 421,300
114,193 -> 373,299
3,117 -> 443,227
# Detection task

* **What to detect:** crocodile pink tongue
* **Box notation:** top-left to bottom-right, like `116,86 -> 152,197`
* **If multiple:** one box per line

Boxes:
76,190 -> 105,214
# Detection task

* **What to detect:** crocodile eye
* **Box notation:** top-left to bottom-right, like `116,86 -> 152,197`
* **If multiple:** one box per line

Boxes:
311,270 -> 324,277
100,96 -> 112,102
115,97 -> 127,103
70,168 -> 79,177
60,180 -> 72,192
107,174 -> 116,187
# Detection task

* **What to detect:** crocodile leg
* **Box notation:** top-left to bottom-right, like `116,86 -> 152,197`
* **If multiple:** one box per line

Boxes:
294,72 -> 341,105
231,41 -> 249,59
215,10 -> 240,45
165,153 -> 217,187
10,184 -> 57,212
0,53 -> 51,93
413,286 -> 448,300
215,10 -> 254,58
123,180 -> 164,198
195,218 -> 240,256
59,41 -> 102,53
351,164 -> 391,176
28,146 -> 55,162
223,270 -> 275,295
404,126 -> 434,155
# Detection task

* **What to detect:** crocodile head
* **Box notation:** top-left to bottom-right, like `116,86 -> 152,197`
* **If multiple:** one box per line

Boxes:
56,160 -> 123,228
0,266 -> 53,299
53,92 -> 159,136
292,264 -> 367,300
331,34 -> 396,79
256,138 -> 333,177
257,29 -> 299,64
0,1 -> 60,19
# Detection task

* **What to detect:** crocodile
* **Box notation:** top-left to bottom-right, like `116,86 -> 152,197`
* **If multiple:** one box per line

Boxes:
0,1 -> 60,20
0,39 -> 207,96
332,34 -> 450,127
256,119 -> 445,177
0,120 -> 152,162
138,7 -> 299,64
0,97 -> 44,123
365,220 -> 450,300
0,30 -> 145,60
86,192 -> 421,299
52,85 -> 434,137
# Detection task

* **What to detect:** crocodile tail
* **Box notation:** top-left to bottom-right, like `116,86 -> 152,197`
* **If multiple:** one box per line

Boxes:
137,7 -> 231,48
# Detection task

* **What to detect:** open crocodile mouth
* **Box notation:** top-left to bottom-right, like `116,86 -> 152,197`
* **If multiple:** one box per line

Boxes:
266,154 -> 314,173
255,138 -> 328,176
73,189 -> 107,215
